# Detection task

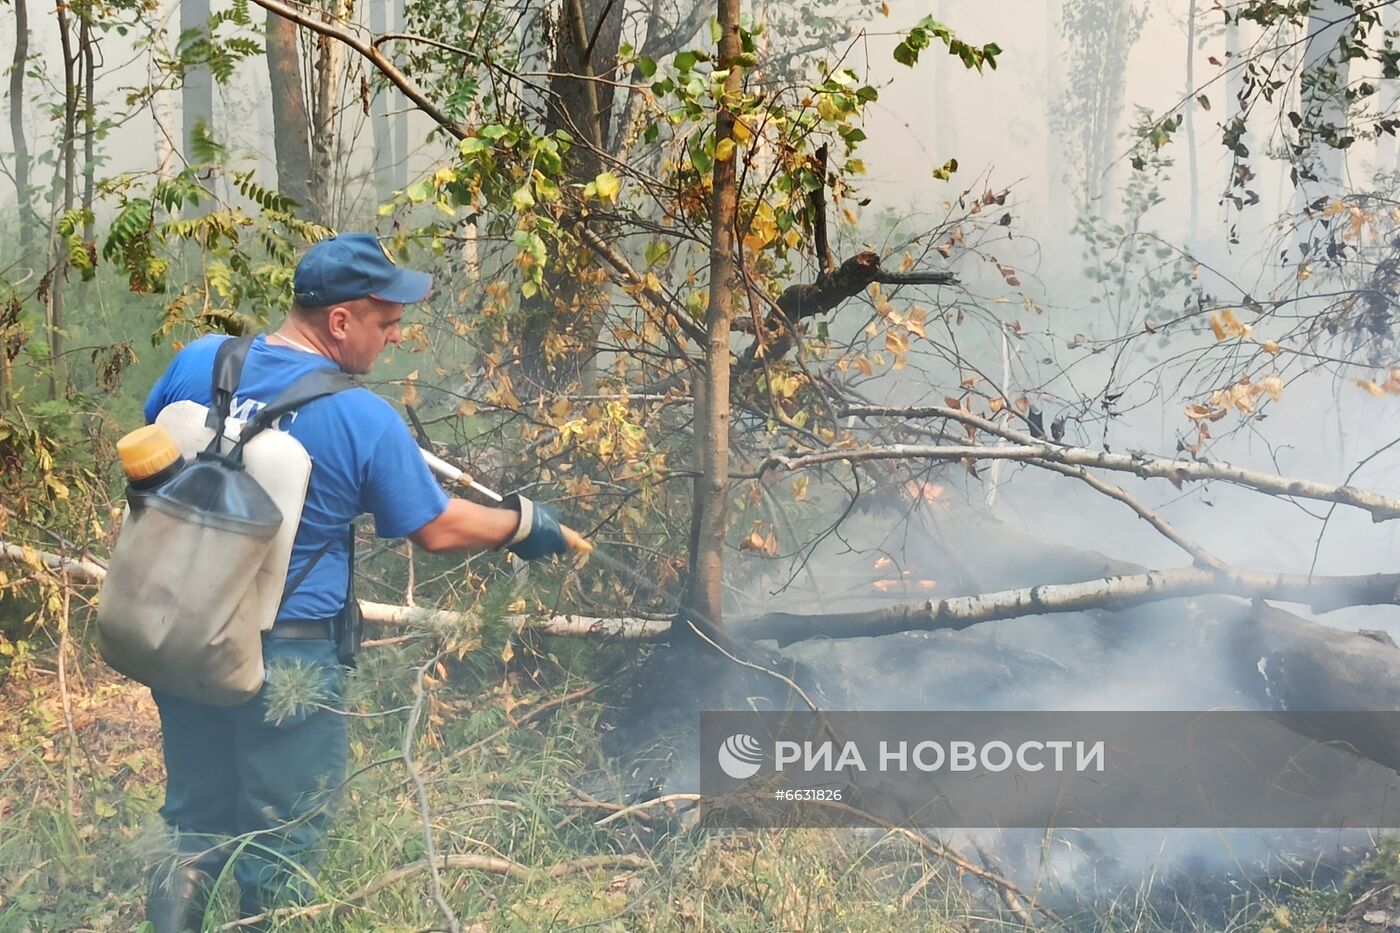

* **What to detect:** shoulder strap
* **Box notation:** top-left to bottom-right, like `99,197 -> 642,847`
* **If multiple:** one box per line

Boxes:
276,521 -> 356,616
205,335 -> 256,434
278,537 -> 334,609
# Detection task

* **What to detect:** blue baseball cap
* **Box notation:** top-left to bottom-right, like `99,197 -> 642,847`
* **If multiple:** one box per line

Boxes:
293,233 -> 432,306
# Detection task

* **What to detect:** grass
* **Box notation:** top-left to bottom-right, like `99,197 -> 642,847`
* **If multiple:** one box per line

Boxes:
1,635 -> 1395,932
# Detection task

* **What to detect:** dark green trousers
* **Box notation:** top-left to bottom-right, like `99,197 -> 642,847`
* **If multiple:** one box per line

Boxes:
153,637 -> 348,906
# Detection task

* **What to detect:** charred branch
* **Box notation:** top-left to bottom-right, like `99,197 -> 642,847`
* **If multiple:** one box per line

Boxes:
809,144 -> 834,275
740,251 -> 955,368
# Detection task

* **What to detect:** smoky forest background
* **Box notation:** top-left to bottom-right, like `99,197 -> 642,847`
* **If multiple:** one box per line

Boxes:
7,0 -> 1400,929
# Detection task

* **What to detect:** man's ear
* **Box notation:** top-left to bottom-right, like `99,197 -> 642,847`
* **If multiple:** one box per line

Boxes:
326,305 -> 352,338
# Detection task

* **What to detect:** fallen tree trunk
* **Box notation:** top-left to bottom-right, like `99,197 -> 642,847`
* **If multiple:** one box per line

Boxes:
0,541 -> 670,640
739,566 -> 1400,645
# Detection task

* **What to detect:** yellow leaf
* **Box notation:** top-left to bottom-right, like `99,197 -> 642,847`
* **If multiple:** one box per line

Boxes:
1209,314 -> 1226,341
1260,376 -> 1284,401
1261,340 -> 1281,354
791,475 -> 809,501
714,138 -> 736,162
506,598 -> 526,612
880,0 -> 890,14
732,119 -> 753,144
988,397 -> 1005,414
501,641 -> 515,663
593,171 -> 621,203
1357,379 -> 1386,397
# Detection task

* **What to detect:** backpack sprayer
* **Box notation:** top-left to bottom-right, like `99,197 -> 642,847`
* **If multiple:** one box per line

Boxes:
417,448 -> 593,554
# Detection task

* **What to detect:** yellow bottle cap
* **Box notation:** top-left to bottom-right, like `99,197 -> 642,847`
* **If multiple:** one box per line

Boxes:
117,424 -> 182,481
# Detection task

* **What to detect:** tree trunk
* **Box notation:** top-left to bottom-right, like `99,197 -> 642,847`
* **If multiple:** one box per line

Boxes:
181,0 -> 213,158
1300,0 -> 1350,191
369,0 -> 393,206
740,566 -> 1400,644
8,0 -> 31,254
391,0 -> 407,189
517,0 -> 626,392
47,0 -> 80,399
1378,4 -> 1397,172
152,0 -> 178,183
311,5 -> 347,224
681,0 -> 743,641
1184,0 -> 1199,248
1044,0 -> 1058,228
265,8 -> 316,215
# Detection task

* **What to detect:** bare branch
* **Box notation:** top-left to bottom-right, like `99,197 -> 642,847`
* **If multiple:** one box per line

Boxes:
764,442 -> 1400,522
842,404 -> 1227,569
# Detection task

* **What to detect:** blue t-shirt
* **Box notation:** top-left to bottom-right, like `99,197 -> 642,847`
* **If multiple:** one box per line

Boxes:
144,334 -> 449,621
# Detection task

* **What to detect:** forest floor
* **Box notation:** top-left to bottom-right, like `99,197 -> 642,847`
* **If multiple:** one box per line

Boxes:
1,641 -> 1398,932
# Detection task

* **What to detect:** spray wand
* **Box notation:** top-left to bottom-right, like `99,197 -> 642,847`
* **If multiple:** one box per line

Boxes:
417,447 -> 593,554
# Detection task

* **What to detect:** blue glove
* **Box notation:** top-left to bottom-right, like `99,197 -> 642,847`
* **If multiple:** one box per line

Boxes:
502,493 -> 569,560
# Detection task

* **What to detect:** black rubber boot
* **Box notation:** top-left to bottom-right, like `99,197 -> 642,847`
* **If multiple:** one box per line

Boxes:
146,864 -> 213,933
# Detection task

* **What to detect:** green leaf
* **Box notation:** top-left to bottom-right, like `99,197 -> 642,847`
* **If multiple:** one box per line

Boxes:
637,55 -> 657,78
691,142 -> 713,174
480,124 -> 510,140
511,184 -> 535,211
645,239 -> 671,265
675,50 -> 698,73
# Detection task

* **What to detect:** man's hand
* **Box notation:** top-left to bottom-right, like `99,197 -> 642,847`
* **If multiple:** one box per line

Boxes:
502,493 -> 570,560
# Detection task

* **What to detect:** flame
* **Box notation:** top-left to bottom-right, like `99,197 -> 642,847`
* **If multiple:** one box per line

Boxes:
904,480 -> 945,503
